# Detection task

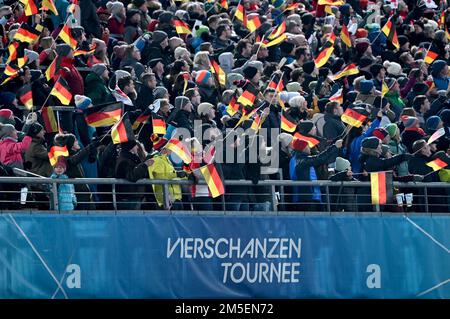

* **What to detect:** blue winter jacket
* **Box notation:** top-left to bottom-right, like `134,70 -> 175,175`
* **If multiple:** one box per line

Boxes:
51,173 -> 77,211
347,119 -> 380,174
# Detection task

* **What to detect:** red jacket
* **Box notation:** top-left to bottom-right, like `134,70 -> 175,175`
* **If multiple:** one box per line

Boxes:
108,16 -> 125,39
59,57 -> 84,100
0,136 -> 32,168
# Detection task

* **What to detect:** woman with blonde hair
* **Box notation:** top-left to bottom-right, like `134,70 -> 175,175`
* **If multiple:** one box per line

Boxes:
193,51 -> 211,71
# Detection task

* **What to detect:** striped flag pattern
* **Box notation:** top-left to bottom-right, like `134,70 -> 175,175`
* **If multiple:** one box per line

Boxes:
371,171 -> 393,205
165,139 -> 192,164
48,146 -> 69,166
199,164 -> 225,198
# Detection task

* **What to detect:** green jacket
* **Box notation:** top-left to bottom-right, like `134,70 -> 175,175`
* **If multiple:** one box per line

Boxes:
84,72 -> 114,105
385,91 -> 405,120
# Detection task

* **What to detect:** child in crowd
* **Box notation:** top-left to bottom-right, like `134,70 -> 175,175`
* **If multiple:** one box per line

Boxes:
50,157 -> 77,211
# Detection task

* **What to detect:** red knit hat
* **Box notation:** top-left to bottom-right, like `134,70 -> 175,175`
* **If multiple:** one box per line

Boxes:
355,28 -> 368,39
292,139 -> 309,151
0,109 -> 13,119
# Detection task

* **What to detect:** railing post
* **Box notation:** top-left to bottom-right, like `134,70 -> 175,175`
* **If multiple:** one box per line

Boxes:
271,184 -> 278,212
112,183 -> 117,211
163,183 -> 170,210
221,193 -> 226,212
325,185 -> 331,212
52,182 -> 58,212
424,186 -> 429,213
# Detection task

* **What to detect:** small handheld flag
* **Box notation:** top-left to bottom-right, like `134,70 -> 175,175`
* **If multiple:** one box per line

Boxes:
165,139 -> 192,164
50,77 -> 73,105
111,114 -> 134,144
48,146 -> 69,166
199,163 -> 225,198
371,171 -> 393,205
341,108 -> 367,127
427,127 -> 446,144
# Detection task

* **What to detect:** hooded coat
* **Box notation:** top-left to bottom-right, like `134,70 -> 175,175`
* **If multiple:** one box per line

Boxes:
84,72 -> 115,105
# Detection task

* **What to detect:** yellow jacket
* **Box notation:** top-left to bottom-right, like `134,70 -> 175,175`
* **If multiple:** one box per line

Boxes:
147,154 -> 183,207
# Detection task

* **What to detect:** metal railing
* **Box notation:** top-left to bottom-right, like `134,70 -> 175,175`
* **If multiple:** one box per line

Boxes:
0,172 -> 449,213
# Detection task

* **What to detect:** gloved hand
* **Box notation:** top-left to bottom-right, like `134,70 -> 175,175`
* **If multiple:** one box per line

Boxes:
25,112 -> 37,125
176,171 -> 187,178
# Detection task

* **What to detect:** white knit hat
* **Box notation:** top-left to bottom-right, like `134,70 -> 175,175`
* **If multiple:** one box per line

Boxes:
277,133 -> 294,152
335,157 -> 351,172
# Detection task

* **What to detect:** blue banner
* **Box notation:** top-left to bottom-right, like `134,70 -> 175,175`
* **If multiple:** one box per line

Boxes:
0,213 -> 448,299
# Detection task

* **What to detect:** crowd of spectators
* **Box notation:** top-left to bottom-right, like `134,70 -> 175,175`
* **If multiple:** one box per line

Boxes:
0,0 -> 449,212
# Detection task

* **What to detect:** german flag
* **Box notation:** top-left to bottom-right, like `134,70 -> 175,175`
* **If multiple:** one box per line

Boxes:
73,44 -> 96,57
281,111 -> 297,132
218,0 -> 228,10
13,23 -> 41,43
45,57 -> 59,81
371,171 -> 393,205
41,106 -> 59,133
326,32 -> 337,45
24,0 -> 39,16
382,81 -> 389,97
317,0 -> 345,5
173,17 -> 191,35
235,3 -> 245,24
314,46 -> 334,68
59,24 -> 78,49
226,95 -> 239,116
250,114 -> 262,132
268,73 -> 284,92
439,11 -> 445,29
329,88 -> 343,104
41,0 -> 58,15
50,77 -> 72,105
18,84 -> 33,110
5,42 -> 20,64
165,139 -> 192,164
84,102 -> 123,127
340,24 -> 351,47
111,114 -> 134,144
132,110 -> 151,130
294,132 -> 320,148
48,146 -> 69,166
237,89 -> 256,107
381,19 -> 399,49
424,50 -> 438,64
237,83 -> 258,107
341,108 -> 367,127
268,21 -> 286,40
246,15 -> 261,33
426,156 -> 448,172
262,33 -> 287,48
152,117 -> 167,135
199,163 -> 225,198
209,56 -> 226,87
331,63 -> 359,80
285,3 -> 301,11
4,64 -> 20,77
